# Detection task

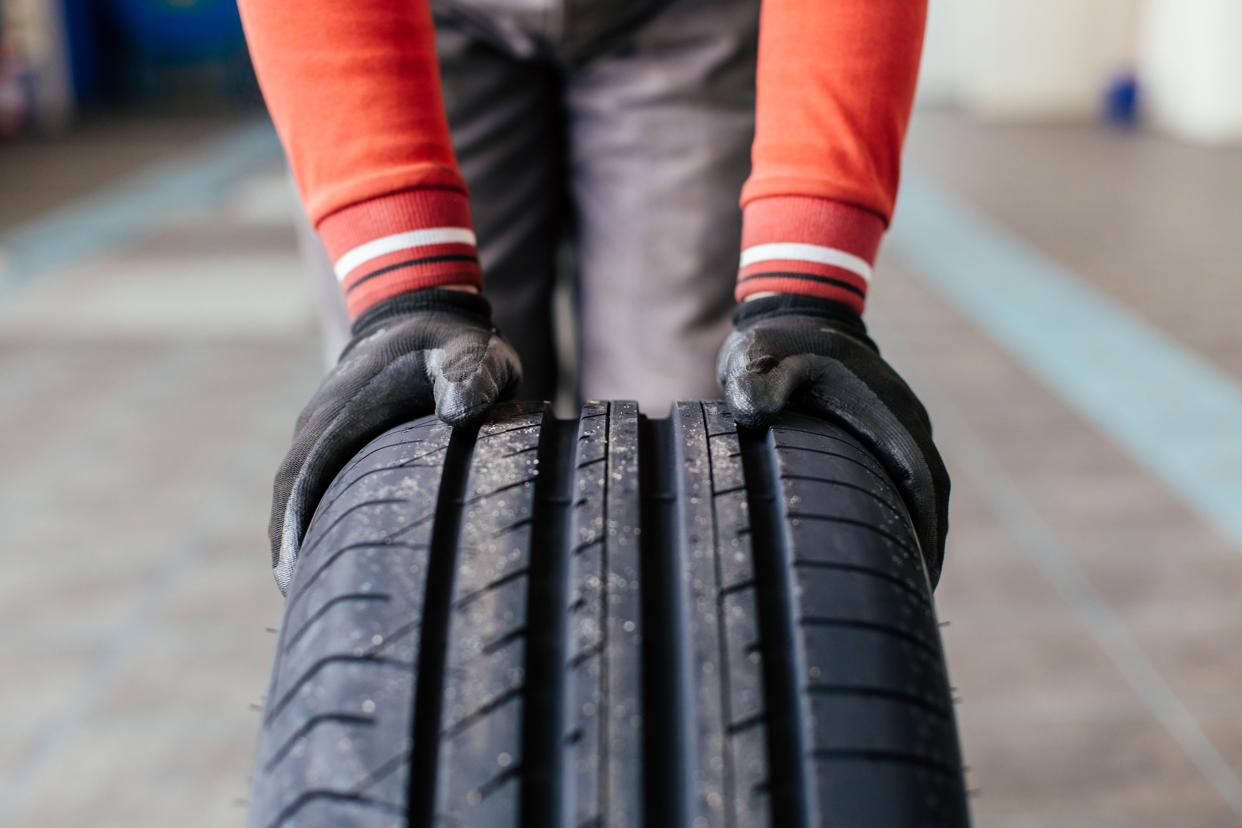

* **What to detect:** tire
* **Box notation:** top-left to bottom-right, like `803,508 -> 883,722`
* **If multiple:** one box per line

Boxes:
249,401 -> 969,828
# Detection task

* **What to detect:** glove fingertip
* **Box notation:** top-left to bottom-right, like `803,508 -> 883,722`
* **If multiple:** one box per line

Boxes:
723,374 -> 786,430
724,391 -> 769,428
732,410 -> 772,430
438,404 -> 489,429
436,378 -> 500,427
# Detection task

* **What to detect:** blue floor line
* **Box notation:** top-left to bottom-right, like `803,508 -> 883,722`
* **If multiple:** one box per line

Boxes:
0,120 -> 281,306
889,171 -> 1242,552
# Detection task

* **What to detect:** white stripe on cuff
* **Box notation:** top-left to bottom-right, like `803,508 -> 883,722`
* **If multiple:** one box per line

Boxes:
334,227 -> 478,281
739,242 -> 873,283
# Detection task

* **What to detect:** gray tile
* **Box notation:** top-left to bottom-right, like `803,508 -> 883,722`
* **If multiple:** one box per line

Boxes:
961,716 -> 1233,822
6,716 -> 255,828
943,624 -> 1131,703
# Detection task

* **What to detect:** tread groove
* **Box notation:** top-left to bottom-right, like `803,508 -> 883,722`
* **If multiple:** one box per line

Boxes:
479,421 -> 541,440
798,616 -> 941,660
441,686 -> 524,739
804,683 -> 951,720
719,578 -> 756,597
573,538 -> 603,556
282,593 -> 392,653
328,436 -> 427,495
480,626 -> 527,656
520,413 -> 577,828
326,422 -> 437,490
318,445 -> 450,516
639,413 -> 688,828
777,474 -> 906,520
298,498 -> 407,560
739,426 -> 812,828
286,540 -> 425,615
266,791 -> 404,828
726,712 -> 766,736
491,515 -> 535,536
407,426 -> 477,827
771,442 -> 892,488
702,403 -> 742,828
568,642 -> 604,669
784,512 -> 921,560
810,749 -> 962,777
265,655 -> 411,724
477,766 -> 523,802
465,477 -> 536,505
791,559 -> 931,608
451,567 -> 531,611
263,713 -> 374,771
770,426 -> 875,454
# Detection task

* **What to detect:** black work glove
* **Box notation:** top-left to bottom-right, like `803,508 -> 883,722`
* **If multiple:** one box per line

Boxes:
269,289 -> 521,592
717,294 -> 949,585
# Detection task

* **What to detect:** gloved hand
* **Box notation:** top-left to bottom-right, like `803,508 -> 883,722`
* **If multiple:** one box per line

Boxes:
717,294 -> 949,585
269,289 -> 521,592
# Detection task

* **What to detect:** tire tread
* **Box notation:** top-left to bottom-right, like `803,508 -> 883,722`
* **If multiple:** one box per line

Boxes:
248,404 -> 968,828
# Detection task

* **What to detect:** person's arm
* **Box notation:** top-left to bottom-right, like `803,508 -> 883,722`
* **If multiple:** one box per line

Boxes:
239,0 -> 481,319
720,1 -> 950,583
736,0 -> 926,313
239,2 -> 519,592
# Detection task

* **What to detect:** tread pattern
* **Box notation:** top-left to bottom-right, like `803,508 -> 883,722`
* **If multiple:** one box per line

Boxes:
251,418 -> 451,828
765,413 -> 968,827
433,403 -> 544,824
249,402 -> 968,828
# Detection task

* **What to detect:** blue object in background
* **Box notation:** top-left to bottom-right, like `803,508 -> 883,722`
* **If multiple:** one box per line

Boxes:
104,0 -> 245,63
1104,71 -> 1141,128
59,0 -> 251,109
61,0 -> 108,109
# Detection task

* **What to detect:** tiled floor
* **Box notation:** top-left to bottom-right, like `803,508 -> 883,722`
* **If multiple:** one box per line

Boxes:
0,121 -> 318,827
0,110 -> 1239,826
872,268 -> 1242,826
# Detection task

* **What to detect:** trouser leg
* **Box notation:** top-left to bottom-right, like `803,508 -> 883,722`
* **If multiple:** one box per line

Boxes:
434,7 -> 565,402
565,0 -> 758,411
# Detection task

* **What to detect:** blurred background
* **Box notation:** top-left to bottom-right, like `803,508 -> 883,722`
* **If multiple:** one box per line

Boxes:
1,0 -> 1241,825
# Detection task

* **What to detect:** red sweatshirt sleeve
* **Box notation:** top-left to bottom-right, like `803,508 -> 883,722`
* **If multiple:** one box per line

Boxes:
738,0 -> 927,313
238,0 -> 481,319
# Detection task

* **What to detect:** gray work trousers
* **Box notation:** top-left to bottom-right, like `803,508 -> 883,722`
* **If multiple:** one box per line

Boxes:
307,0 -> 759,412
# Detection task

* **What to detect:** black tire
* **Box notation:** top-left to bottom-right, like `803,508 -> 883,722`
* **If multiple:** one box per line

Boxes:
249,401 -> 969,828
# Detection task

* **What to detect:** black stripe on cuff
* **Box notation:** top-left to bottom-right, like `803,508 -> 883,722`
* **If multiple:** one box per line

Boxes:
345,253 -> 480,294
737,271 -> 867,299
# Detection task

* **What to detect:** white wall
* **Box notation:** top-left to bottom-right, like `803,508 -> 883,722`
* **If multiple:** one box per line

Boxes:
917,0 -> 1242,145
915,0 -> 962,105
918,0 -> 1135,120
1140,0 -> 1242,144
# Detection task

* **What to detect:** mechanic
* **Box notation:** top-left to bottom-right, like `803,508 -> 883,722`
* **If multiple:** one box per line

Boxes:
238,0 -> 949,594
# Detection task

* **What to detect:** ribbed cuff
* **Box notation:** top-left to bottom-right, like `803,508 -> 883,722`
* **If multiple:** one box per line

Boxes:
735,195 -> 885,314
350,288 -> 493,339
318,189 -> 483,319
